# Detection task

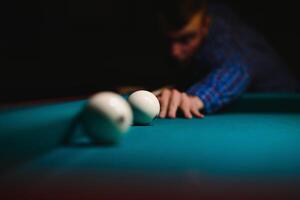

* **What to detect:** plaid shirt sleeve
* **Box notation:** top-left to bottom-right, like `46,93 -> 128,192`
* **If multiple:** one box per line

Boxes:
186,6 -> 252,114
186,63 -> 250,114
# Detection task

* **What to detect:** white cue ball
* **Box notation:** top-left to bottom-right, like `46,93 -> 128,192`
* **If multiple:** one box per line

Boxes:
81,92 -> 133,144
128,90 -> 160,125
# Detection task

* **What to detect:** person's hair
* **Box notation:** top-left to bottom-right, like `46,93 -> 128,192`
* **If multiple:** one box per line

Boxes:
157,0 -> 207,31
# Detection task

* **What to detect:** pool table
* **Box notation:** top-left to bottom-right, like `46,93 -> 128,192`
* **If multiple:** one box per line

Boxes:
0,94 -> 300,200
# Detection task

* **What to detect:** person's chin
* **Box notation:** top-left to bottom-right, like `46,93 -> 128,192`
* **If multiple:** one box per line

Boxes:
177,57 -> 192,65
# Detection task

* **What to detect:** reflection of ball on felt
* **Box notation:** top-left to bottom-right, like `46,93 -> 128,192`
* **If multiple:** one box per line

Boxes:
128,90 -> 160,125
81,92 -> 133,145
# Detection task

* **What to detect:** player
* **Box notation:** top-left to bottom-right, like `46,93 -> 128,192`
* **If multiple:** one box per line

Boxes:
119,0 -> 298,118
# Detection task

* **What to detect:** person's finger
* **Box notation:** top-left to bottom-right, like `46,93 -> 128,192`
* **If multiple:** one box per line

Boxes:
180,93 -> 192,119
168,89 -> 181,118
191,96 -> 205,110
152,85 -> 174,96
191,107 -> 205,118
152,89 -> 163,96
159,89 -> 171,118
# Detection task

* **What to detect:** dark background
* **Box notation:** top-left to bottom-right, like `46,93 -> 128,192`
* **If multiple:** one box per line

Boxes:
1,0 -> 299,103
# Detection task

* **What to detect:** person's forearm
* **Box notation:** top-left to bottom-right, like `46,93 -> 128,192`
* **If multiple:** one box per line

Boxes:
187,66 -> 251,113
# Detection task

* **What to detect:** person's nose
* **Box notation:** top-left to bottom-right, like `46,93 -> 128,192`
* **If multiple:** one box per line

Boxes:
171,43 -> 183,59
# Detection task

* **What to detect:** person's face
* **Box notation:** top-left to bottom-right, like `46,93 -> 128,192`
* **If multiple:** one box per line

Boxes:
166,11 -> 211,63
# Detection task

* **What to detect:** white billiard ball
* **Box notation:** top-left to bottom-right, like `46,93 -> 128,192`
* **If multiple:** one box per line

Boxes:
81,92 -> 133,145
128,90 -> 160,125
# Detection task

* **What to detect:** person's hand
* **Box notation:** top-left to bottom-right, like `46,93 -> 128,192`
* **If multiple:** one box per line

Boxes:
153,88 -> 205,119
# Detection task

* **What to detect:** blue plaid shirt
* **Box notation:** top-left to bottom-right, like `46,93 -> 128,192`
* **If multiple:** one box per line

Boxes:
185,4 -> 297,113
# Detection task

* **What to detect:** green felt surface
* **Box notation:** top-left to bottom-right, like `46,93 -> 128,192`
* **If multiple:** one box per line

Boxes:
1,94 -> 300,199
0,100 -> 86,172
2,115 -> 300,177
0,94 -> 300,174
